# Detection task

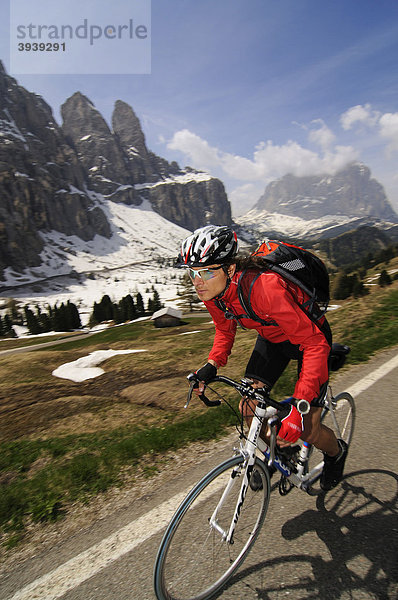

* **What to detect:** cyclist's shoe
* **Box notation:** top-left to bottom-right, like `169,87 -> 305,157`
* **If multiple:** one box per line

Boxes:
320,439 -> 348,491
249,465 -> 276,491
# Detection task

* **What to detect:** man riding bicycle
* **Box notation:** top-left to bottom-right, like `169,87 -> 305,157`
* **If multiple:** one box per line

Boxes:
177,224 -> 348,491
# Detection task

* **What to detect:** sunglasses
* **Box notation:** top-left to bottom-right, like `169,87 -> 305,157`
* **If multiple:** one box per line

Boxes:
187,266 -> 224,281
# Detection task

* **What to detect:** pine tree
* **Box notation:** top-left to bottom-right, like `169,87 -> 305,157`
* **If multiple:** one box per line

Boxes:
118,295 -> 137,322
136,292 -> 145,316
99,295 -> 114,320
151,289 -> 163,312
351,274 -> 368,298
379,269 -> 392,287
24,307 -> 42,335
125,294 -> 137,320
39,312 -> 52,333
331,271 -> 353,300
4,314 -> 16,337
112,302 -> 122,324
52,304 -> 70,331
147,289 -> 163,314
67,301 -> 82,329
91,301 -> 103,325
8,299 -> 23,325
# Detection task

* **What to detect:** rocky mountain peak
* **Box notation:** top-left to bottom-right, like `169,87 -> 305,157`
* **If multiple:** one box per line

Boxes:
112,99 -> 148,158
254,162 -> 397,221
0,71 -> 111,278
61,92 -> 111,140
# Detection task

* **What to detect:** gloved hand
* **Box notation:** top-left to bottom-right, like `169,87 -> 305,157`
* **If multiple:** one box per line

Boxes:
277,405 -> 304,443
194,362 -> 217,385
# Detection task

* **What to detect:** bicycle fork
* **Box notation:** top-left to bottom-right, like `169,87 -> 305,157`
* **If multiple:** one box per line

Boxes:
209,401 -> 272,544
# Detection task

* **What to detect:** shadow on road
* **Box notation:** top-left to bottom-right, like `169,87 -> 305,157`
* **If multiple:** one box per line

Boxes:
220,469 -> 398,599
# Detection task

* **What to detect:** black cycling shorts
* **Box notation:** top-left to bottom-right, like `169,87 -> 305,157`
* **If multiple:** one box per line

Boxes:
244,320 -> 332,398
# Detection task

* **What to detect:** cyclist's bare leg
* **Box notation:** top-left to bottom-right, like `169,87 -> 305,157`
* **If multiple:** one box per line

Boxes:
301,408 -> 340,457
239,380 -> 270,439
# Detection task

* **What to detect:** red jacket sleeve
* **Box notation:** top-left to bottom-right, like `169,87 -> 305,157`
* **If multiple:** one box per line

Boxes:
203,300 -> 237,368
251,273 -> 331,402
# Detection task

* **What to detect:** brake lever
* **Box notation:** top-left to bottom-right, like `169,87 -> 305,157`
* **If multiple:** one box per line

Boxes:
185,381 -> 195,408
186,373 -> 221,408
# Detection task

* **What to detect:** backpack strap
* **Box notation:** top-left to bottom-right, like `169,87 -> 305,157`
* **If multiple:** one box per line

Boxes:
263,263 -> 321,318
237,269 -> 278,327
213,297 -> 249,329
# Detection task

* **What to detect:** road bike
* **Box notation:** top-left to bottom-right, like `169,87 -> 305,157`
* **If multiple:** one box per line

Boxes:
154,343 -> 355,600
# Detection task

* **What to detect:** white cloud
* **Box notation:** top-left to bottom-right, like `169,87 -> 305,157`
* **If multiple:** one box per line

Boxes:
167,129 -> 357,184
167,129 -> 221,171
308,119 -> 336,150
166,107 -> 398,215
340,103 -> 380,130
339,105 -> 398,157
379,112 -> 398,154
228,183 -> 263,216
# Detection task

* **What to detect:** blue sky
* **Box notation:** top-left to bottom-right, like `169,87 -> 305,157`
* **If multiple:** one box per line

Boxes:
1,0 -> 398,216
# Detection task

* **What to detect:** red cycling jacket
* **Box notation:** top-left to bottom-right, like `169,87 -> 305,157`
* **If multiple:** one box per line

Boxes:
203,270 -> 331,403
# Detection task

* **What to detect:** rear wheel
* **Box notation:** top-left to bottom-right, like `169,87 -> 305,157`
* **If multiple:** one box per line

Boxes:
305,392 -> 355,495
154,455 -> 271,600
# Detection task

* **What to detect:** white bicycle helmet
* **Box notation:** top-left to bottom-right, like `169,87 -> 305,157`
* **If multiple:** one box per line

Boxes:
177,225 -> 238,267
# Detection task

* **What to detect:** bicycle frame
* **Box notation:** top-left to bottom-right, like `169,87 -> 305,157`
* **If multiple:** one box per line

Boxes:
207,385 -> 334,544
209,397 -> 269,544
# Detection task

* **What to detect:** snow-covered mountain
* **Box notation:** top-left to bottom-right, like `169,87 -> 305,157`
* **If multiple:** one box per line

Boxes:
237,210 -> 398,242
1,197 -> 192,324
237,163 -> 398,240
0,61 -> 231,285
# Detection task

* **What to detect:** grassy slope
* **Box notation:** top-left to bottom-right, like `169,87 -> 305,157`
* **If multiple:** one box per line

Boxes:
0,273 -> 397,548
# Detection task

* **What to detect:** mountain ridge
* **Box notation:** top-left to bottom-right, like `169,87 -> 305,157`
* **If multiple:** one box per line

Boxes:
237,162 -> 398,241
0,62 -> 231,280
253,163 -> 396,220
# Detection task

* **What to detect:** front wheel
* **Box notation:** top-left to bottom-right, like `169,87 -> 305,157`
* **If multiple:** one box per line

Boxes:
305,392 -> 355,495
154,455 -> 271,600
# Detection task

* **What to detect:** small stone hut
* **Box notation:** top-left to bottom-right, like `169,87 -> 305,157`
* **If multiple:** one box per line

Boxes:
151,307 -> 183,328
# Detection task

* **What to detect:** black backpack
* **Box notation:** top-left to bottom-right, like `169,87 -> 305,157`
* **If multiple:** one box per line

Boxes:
217,239 -> 330,327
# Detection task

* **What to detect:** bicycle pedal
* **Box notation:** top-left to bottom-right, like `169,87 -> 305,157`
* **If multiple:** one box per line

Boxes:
279,476 -> 295,496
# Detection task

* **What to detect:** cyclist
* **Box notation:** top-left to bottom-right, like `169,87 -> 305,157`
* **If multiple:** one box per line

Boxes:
177,224 -> 348,491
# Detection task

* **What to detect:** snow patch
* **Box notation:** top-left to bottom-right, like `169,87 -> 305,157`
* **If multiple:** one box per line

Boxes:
134,171 -> 211,191
237,209 -> 361,239
178,330 -> 202,336
0,198 -> 192,325
52,349 -> 147,382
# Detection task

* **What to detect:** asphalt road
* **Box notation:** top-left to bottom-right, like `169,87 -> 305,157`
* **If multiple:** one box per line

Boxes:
1,347 -> 397,600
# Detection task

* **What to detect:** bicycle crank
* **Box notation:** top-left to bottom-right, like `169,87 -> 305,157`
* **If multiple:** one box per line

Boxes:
279,475 -> 295,496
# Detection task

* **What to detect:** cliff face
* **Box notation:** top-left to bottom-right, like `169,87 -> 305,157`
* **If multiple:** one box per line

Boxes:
61,93 -> 232,229
0,68 -> 110,274
0,63 -> 231,277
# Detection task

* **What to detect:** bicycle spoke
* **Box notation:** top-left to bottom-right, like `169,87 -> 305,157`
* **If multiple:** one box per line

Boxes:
154,456 -> 270,600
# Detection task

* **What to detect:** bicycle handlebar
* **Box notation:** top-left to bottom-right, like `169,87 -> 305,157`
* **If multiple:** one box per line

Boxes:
186,373 -> 286,411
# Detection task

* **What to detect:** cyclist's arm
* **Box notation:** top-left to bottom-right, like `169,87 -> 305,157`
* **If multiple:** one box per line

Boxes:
203,299 -> 237,368
251,274 -> 330,402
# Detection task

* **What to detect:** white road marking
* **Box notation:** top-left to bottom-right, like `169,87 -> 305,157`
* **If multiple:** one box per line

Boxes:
7,492 -> 188,600
344,352 -> 398,397
5,350 -> 398,600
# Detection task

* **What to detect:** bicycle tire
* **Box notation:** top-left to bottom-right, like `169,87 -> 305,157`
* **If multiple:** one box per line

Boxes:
154,455 -> 271,600
305,391 -> 355,495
